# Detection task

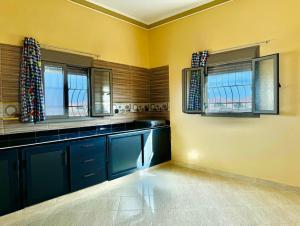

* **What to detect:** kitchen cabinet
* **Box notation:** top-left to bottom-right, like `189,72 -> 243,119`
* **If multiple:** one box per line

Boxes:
23,143 -> 69,206
0,150 -> 20,215
0,124 -> 171,216
144,127 -> 171,167
70,137 -> 107,191
107,132 -> 143,179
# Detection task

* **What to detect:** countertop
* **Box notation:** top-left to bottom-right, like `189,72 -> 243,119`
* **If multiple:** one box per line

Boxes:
0,121 -> 170,150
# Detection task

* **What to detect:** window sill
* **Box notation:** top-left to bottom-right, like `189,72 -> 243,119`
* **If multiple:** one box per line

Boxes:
202,113 -> 260,118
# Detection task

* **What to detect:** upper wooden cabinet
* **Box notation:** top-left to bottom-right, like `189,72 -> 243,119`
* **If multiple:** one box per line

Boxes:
90,68 -> 113,116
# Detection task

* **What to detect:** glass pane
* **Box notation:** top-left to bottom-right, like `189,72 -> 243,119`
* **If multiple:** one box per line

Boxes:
206,62 -> 252,113
44,65 -> 65,116
185,69 -> 202,111
92,70 -> 111,115
255,57 -> 276,112
67,69 -> 89,117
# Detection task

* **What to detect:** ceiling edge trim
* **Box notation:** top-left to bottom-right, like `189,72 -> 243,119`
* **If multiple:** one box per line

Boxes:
69,0 -> 232,29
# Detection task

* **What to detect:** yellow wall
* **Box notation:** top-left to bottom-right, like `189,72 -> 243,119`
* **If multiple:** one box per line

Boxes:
1,0 -> 300,187
0,0 -> 149,68
149,0 -> 300,187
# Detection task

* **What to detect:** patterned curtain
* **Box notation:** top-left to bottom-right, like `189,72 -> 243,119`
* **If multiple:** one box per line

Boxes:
188,51 -> 208,111
20,37 -> 45,123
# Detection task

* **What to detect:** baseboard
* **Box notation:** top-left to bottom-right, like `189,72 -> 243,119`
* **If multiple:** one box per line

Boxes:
171,160 -> 300,193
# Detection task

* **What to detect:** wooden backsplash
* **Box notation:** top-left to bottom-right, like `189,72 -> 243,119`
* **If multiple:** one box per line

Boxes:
0,44 -> 169,134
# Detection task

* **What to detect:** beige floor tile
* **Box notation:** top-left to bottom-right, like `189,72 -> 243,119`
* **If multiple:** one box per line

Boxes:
1,163 -> 300,226
103,184 -> 149,198
118,196 -> 151,211
114,210 -> 151,226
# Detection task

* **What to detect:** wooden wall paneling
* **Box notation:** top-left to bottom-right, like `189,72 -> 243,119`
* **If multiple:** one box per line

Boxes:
150,111 -> 170,119
112,71 -> 131,103
94,61 -> 132,103
92,59 -> 109,68
0,45 -> 22,134
130,66 -> 150,103
0,44 -> 170,134
0,45 -> 21,109
150,66 -> 169,103
109,62 -> 131,103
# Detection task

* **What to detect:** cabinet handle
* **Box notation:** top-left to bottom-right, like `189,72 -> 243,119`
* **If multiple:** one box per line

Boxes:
82,158 -> 95,164
83,173 -> 95,178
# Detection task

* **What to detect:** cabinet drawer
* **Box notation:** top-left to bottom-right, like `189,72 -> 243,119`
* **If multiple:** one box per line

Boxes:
71,153 -> 105,173
71,167 -> 106,191
70,136 -> 107,191
70,137 -> 106,155
70,137 -> 106,163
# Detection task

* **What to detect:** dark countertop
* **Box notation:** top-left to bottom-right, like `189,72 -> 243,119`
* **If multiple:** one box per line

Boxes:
0,121 -> 170,150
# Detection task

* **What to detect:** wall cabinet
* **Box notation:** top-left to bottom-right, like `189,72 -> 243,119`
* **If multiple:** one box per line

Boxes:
23,143 -> 69,206
0,150 -> 20,216
107,132 -> 143,179
70,137 -> 107,191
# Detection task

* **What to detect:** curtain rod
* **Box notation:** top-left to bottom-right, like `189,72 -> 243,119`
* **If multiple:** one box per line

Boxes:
40,43 -> 101,59
209,39 -> 272,54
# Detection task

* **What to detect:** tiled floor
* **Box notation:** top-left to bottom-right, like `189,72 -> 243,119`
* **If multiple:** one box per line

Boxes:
1,163 -> 300,226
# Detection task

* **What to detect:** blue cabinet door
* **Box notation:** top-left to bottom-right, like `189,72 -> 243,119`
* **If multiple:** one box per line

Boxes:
24,143 -> 69,206
108,132 -> 143,180
0,150 -> 20,216
145,127 -> 171,167
70,137 -> 107,191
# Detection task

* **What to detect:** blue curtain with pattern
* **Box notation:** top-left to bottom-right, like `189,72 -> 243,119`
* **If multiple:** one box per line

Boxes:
188,51 -> 208,111
20,37 -> 45,123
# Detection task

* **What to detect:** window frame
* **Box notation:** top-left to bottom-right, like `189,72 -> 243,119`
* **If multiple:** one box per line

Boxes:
252,54 -> 279,115
182,54 -> 280,117
42,61 -> 90,120
90,68 -> 113,117
182,67 -> 205,114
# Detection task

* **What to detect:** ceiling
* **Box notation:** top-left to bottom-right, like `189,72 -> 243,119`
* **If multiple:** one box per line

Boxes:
87,0 -> 213,25
71,0 -> 231,28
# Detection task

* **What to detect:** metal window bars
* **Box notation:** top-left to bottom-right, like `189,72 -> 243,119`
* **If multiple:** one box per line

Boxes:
206,61 -> 253,113
67,69 -> 89,117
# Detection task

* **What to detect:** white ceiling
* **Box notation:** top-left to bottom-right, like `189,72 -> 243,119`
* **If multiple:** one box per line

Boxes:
87,0 -> 214,25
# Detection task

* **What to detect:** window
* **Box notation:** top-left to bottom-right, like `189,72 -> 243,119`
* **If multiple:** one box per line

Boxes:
44,64 -> 65,117
205,61 -> 253,113
67,68 -> 89,117
182,53 -> 279,116
90,68 -> 113,116
43,63 -> 89,119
